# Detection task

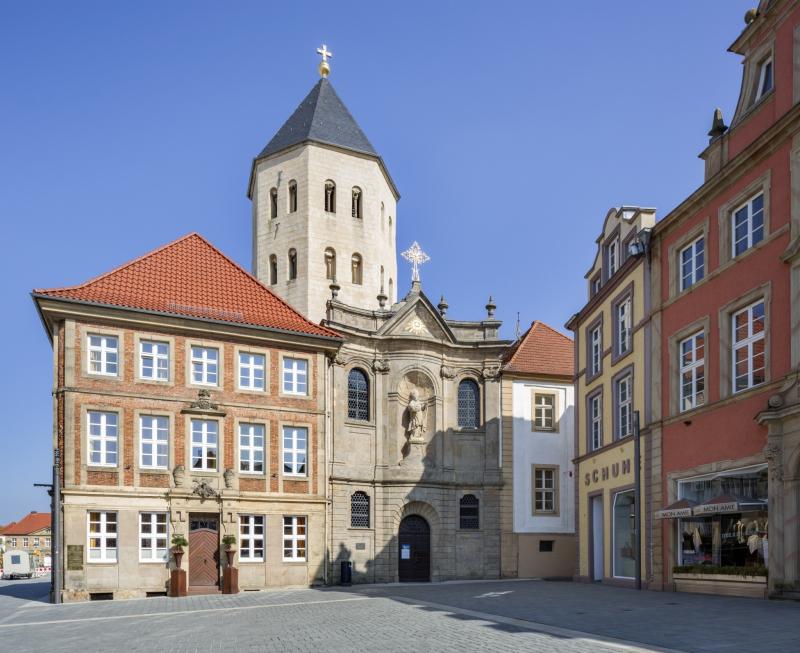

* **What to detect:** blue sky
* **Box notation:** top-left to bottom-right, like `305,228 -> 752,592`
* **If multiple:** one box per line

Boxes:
0,1 -> 753,521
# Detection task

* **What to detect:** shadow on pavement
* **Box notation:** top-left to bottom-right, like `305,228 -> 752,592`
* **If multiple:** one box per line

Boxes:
0,578 -> 51,604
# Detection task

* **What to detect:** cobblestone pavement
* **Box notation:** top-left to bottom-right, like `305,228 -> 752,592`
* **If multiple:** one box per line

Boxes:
0,578 -> 798,652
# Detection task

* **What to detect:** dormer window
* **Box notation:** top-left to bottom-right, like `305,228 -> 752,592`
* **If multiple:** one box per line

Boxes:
605,238 -> 619,279
288,180 -> 298,213
755,56 -> 773,102
352,187 -> 362,219
590,274 -> 601,298
324,180 -> 336,213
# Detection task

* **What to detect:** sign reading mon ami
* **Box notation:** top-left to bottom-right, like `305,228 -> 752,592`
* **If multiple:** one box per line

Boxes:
584,459 -> 631,487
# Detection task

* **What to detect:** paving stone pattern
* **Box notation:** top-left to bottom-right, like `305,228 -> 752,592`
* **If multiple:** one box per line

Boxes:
1,577 -> 799,652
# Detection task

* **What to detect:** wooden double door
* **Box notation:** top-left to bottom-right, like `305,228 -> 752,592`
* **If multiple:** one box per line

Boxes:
398,515 -> 431,582
189,515 -> 220,587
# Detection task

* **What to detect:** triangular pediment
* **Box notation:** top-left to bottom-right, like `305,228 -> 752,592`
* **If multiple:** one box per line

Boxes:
378,290 -> 456,343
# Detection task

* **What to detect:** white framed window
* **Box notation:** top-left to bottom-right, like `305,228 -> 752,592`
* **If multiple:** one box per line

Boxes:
87,334 -> 118,376
140,340 -> 169,381
139,512 -> 168,562
88,511 -> 117,563
607,239 -> 619,277
191,346 -> 219,386
616,374 -> 632,439
755,56 -> 773,102
679,332 -> 705,412
616,297 -> 631,356
732,194 -> 764,258
239,423 -> 265,474
591,276 -> 601,297
45,537 -> 51,548
282,516 -> 306,561
533,467 -> 557,514
239,515 -> 265,561
9,538 -> 16,548
733,300 -> 766,393
191,419 -> 218,471
282,425 -> 307,476
139,415 -> 169,469
679,237 -> 705,291
590,325 -> 602,376
88,411 -> 118,466
533,393 -> 555,430
589,393 -> 602,451
238,352 -> 265,391
23,537 -> 29,548
282,357 -> 308,395
33,537 -> 40,547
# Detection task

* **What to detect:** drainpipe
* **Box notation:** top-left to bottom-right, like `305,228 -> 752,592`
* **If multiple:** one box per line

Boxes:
633,411 -> 642,591
324,353 -> 332,585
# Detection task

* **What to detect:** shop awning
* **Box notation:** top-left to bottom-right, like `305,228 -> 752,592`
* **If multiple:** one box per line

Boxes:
655,499 -> 697,519
692,494 -> 768,516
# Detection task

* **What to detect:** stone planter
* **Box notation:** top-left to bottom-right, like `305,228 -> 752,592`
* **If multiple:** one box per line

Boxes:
673,572 -> 767,599
171,547 -> 184,568
225,547 -> 235,567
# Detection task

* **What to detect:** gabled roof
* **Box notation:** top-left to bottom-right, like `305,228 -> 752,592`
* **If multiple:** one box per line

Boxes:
502,321 -> 574,378
1,512 -> 51,535
33,233 -> 341,341
257,78 -> 377,160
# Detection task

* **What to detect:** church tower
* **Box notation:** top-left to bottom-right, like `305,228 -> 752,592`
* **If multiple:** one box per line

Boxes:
249,46 -> 399,323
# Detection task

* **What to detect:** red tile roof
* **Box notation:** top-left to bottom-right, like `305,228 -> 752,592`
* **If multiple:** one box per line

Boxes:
34,233 -> 340,340
502,320 -> 574,378
1,512 -> 51,535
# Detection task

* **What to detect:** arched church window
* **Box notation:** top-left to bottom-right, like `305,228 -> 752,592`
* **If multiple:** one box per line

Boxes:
350,491 -> 370,528
288,248 -> 297,280
459,494 -> 479,529
352,187 -> 362,219
288,180 -> 298,213
381,202 -> 385,230
457,379 -> 480,429
270,187 -> 278,219
388,278 -> 393,300
269,254 -> 277,285
324,248 -> 336,281
324,180 -> 336,213
380,265 -> 385,289
351,253 -> 363,285
347,368 -> 369,421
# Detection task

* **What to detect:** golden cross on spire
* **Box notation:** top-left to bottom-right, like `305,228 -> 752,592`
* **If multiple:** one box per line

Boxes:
316,43 -> 333,78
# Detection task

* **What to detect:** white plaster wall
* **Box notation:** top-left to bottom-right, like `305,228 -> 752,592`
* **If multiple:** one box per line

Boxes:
512,379 -> 575,534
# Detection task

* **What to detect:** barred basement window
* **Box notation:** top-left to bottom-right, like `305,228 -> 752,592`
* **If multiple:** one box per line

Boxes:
348,368 -> 369,421
459,494 -> 479,529
457,379 -> 480,429
350,491 -> 370,528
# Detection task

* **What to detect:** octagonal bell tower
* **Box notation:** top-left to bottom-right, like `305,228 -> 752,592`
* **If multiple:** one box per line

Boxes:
249,49 -> 399,323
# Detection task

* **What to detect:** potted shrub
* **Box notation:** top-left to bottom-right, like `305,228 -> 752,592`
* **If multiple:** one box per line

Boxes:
222,534 -> 237,566
171,534 -> 188,568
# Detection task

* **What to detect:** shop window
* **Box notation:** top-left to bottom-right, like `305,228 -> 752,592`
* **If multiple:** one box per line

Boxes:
612,490 -> 636,579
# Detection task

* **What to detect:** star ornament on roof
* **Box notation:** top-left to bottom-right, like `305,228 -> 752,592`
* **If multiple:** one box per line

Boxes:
401,241 -> 430,283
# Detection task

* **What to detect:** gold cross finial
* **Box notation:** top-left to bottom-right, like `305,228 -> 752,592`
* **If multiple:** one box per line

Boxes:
317,43 -> 333,78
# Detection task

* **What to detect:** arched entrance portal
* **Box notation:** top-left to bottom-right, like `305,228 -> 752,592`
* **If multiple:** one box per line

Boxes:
398,515 -> 430,582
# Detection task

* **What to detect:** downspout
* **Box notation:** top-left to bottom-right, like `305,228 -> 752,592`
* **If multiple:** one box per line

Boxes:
324,353 -> 332,585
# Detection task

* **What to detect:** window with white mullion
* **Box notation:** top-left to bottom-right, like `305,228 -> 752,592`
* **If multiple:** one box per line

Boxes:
139,512 -> 168,562
589,394 -> 602,451
238,352 -> 265,391
282,426 -> 307,476
616,298 -> 631,355
282,516 -> 306,561
732,300 -> 766,393
88,334 -> 118,376
755,56 -> 773,101
140,340 -> 169,381
590,326 -> 602,376
616,375 -> 632,440
191,419 -> 218,471
239,423 -> 265,474
679,332 -> 705,412
139,415 -> 169,469
88,511 -> 117,562
679,237 -> 705,291
191,347 -> 219,386
607,239 -> 619,277
239,515 -> 265,561
88,411 -> 118,466
282,357 -> 308,395
732,194 -> 764,258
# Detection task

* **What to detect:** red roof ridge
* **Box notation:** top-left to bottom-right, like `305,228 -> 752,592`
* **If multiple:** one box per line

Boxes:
503,319 -> 574,377
33,232 -> 202,295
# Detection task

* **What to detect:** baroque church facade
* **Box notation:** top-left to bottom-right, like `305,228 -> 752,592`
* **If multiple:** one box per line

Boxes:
251,54 -> 511,582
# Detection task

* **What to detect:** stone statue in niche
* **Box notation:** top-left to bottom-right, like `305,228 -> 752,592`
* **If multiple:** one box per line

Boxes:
406,388 -> 427,443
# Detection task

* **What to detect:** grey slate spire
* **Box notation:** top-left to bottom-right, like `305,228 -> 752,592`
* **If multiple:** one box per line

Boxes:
257,78 -> 377,159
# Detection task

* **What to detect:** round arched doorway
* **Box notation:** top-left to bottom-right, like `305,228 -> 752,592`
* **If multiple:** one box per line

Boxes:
398,514 -> 430,582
